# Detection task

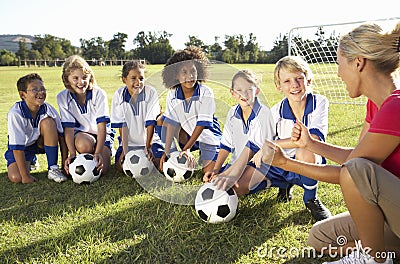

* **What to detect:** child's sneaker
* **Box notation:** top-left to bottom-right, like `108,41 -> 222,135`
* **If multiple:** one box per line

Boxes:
323,242 -> 393,264
48,165 -> 67,183
276,184 -> 293,202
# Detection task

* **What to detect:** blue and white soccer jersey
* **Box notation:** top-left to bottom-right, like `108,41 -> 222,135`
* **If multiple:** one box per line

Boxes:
245,100 -> 276,154
272,93 -> 328,158
261,93 -> 329,203
163,83 -> 222,161
221,98 -> 275,165
4,101 -> 63,165
111,85 -> 163,159
56,86 -> 114,147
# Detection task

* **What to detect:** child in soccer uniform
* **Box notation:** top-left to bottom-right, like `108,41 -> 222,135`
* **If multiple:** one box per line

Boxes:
57,55 -> 114,175
111,60 -> 164,171
251,56 -> 331,221
209,75 -> 276,197
5,73 -> 67,183
160,46 -> 222,174
203,69 -> 274,183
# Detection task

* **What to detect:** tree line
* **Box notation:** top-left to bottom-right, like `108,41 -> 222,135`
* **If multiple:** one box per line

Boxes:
0,28 -> 338,66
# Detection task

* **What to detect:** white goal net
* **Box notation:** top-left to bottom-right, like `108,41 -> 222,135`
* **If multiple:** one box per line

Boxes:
288,17 -> 400,105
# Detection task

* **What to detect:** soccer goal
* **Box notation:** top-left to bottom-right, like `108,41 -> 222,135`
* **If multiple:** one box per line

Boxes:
288,17 -> 400,105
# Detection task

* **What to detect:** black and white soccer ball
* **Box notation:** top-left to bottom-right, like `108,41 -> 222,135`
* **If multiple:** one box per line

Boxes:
69,153 -> 101,184
122,149 -> 154,178
162,151 -> 194,183
195,182 -> 239,224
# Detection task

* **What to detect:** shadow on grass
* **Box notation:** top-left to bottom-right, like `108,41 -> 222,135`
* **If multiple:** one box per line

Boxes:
0,169 -> 147,224
327,123 -> 363,138
0,169 -> 322,263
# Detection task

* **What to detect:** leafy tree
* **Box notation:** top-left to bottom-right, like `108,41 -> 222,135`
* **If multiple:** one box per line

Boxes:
185,36 -> 208,53
108,32 -> 128,59
244,33 -> 259,63
41,46 -> 51,61
266,34 -> 289,63
221,49 -> 235,64
60,39 -> 75,57
208,37 -> 223,61
224,35 -> 240,63
52,42 -> 65,59
15,40 -> 29,60
0,49 -> 17,66
132,31 -> 174,64
32,34 -> 74,60
29,49 -> 42,60
80,37 -> 108,62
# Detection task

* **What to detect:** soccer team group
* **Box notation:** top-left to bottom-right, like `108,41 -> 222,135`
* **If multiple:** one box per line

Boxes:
6,21 -> 400,263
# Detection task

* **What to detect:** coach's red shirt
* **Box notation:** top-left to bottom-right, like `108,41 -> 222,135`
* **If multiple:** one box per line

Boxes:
367,89 -> 400,179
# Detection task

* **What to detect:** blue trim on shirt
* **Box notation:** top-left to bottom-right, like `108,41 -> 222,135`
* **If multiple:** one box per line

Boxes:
196,120 -> 213,128
62,121 -> 77,128
8,144 -> 26,151
220,143 -> 232,153
18,101 -> 47,128
96,116 -> 110,124
111,122 -> 125,128
209,115 -> 222,138
309,128 -> 325,142
70,90 -> 92,114
175,83 -> 201,113
245,141 -> 260,153
279,93 -> 316,126
233,98 -> 262,134
145,120 -> 156,127
123,86 -> 146,116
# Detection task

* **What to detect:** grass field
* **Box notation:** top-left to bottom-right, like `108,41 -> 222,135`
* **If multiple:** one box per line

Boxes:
0,64 -> 372,264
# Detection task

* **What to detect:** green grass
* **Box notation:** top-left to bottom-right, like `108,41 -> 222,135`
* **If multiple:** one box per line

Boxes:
0,65 -> 373,263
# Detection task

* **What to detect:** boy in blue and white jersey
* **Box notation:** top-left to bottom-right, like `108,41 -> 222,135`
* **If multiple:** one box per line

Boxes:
203,69 -> 275,183
160,46 -> 222,174
5,73 -> 67,183
111,60 -> 164,171
252,56 -> 332,221
57,55 -> 114,175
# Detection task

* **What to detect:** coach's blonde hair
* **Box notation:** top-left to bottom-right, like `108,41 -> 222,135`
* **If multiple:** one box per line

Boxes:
339,21 -> 400,75
62,55 -> 96,91
273,56 -> 313,87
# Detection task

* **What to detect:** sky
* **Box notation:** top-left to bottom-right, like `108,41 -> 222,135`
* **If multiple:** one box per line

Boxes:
1,0 -> 399,51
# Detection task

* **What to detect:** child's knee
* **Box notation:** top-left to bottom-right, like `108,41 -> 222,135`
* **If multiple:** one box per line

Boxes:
296,148 -> 317,163
8,173 -> 22,183
40,117 -> 57,129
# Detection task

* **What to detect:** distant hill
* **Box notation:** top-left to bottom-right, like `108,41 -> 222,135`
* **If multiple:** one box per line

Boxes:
0,34 -> 35,53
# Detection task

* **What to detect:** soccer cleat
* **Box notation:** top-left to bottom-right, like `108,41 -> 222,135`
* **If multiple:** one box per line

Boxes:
305,198 -> 332,221
322,244 -> 393,263
48,165 -> 67,183
276,184 -> 293,202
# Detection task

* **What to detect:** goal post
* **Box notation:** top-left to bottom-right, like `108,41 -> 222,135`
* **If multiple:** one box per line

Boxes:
288,17 -> 400,105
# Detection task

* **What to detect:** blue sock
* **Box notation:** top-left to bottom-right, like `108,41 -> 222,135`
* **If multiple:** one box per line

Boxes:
301,175 -> 318,204
44,145 -> 58,169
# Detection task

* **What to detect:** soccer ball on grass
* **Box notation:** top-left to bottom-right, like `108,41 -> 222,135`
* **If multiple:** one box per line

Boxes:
195,182 -> 239,223
69,153 -> 101,184
162,151 -> 194,183
122,149 -> 154,178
